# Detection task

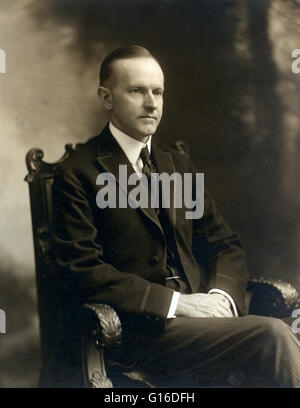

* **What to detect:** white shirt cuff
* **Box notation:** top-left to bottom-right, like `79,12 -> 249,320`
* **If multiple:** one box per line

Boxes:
167,291 -> 180,318
208,288 -> 239,317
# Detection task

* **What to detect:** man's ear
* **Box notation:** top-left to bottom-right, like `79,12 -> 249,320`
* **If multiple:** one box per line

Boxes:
98,86 -> 113,110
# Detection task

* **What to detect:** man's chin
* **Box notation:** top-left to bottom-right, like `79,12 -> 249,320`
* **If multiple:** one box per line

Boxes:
139,125 -> 158,137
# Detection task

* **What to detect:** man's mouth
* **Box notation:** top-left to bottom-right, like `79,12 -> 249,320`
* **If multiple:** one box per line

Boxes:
139,116 -> 157,120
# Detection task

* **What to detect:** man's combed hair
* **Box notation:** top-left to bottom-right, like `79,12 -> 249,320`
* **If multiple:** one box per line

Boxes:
99,45 -> 156,86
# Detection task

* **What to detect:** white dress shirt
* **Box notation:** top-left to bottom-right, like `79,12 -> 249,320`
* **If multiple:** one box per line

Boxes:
109,121 -> 238,318
109,122 -> 151,176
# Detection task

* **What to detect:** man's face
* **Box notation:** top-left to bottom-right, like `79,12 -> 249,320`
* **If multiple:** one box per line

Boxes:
105,57 -> 164,142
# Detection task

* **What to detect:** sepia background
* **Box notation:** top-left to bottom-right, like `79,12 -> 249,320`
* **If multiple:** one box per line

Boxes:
1,0 -> 300,387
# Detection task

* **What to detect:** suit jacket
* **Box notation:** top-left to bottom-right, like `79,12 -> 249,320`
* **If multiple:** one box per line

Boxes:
52,124 -> 249,321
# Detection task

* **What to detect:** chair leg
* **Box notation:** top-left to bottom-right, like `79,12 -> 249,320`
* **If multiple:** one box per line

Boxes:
81,332 -> 113,388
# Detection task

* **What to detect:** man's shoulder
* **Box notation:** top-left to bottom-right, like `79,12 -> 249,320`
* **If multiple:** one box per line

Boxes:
155,139 -> 190,157
60,134 -> 100,167
54,133 -> 102,182
154,139 -> 192,171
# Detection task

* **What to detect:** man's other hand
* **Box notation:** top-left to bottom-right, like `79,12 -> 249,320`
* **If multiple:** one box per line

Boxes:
175,293 -> 234,318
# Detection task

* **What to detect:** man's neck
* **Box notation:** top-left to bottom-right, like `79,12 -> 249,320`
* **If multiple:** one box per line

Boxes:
109,121 -> 152,167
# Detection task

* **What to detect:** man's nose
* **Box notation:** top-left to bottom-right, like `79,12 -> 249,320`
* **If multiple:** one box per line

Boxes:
144,91 -> 157,109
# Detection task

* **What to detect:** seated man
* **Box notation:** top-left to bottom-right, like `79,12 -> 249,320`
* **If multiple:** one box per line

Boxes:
52,45 -> 300,388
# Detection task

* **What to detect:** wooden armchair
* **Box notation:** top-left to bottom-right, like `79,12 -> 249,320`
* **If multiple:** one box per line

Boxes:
25,145 -> 300,388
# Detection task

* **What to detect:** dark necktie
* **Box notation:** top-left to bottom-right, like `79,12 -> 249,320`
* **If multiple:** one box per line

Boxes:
139,146 -> 157,179
139,146 -> 159,213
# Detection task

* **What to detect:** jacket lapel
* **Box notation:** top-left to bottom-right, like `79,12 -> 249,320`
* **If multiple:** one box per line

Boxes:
93,125 -> 163,232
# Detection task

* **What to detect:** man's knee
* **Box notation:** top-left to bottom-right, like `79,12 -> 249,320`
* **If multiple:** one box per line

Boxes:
251,316 -> 300,387
253,316 -> 296,354
254,316 -> 290,338
260,316 -> 289,332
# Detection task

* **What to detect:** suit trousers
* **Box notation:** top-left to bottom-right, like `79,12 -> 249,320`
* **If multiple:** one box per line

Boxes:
133,314 -> 300,388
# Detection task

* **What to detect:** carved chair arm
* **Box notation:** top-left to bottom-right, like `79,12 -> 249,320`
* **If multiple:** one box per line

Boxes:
82,303 -> 122,348
247,278 -> 300,318
81,303 -> 122,388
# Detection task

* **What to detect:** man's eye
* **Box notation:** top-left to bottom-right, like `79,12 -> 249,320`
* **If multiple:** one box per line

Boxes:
154,90 -> 163,96
130,88 -> 142,94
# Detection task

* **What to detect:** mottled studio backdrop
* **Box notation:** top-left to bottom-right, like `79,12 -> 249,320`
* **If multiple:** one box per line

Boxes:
1,0 -> 300,387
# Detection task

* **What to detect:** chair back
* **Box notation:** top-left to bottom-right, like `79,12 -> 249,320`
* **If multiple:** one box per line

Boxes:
25,144 -> 74,386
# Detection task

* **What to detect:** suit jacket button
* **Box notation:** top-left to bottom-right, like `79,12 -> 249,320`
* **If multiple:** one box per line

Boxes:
150,256 -> 159,265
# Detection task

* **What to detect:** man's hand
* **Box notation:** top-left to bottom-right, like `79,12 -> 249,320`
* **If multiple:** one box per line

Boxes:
175,293 -> 234,318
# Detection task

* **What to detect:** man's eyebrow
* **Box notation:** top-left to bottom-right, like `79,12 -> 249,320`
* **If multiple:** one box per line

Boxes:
127,85 -> 145,89
127,85 -> 165,90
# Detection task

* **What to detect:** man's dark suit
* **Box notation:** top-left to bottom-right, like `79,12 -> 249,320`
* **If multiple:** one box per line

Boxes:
51,124 -> 299,387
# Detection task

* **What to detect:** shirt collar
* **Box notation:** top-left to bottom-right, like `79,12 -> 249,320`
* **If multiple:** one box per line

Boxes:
109,121 -> 152,165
